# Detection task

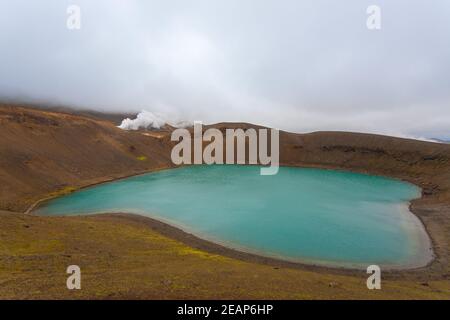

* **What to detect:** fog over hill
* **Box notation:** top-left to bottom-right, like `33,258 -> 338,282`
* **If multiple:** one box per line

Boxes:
0,0 -> 449,139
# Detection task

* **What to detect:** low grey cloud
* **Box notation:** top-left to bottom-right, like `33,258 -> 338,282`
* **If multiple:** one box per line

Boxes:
0,0 -> 449,139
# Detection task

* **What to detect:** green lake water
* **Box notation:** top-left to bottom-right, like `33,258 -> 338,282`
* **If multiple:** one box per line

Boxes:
34,165 -> 432,269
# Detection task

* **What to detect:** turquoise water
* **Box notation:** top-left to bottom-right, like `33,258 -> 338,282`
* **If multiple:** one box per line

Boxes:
35,165 -> 431,268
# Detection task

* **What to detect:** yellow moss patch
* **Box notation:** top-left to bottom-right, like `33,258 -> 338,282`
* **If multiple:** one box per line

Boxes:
1,239 -> 63,256
176,247 -> 229,262
136,156 -> 147,161
47,186 -> 77,198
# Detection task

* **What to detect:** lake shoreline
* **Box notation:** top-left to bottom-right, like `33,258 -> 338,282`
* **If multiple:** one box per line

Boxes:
28,164 -> 442,279
81,211 -> 432,280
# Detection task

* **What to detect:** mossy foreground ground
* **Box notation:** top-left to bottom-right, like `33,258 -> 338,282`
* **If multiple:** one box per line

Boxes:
0,211 -> 448,299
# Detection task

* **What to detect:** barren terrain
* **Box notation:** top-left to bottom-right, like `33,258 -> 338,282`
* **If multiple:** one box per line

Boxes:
0,103 -> 448,299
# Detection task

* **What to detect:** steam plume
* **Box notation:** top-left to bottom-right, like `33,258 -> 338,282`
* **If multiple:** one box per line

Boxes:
118,110 -> 192,130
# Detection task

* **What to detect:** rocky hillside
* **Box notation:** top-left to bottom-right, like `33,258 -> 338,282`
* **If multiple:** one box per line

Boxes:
0,104 -> 174,211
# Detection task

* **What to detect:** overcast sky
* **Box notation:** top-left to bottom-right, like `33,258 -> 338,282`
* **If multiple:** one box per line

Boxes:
0,0 -> 449,139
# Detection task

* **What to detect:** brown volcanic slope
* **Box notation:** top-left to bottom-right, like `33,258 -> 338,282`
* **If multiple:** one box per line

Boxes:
0,103 -> 449,299
0,104 -> 174,212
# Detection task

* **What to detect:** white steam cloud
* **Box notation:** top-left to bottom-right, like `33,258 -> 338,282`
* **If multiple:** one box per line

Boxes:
118,110 -> 193,130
